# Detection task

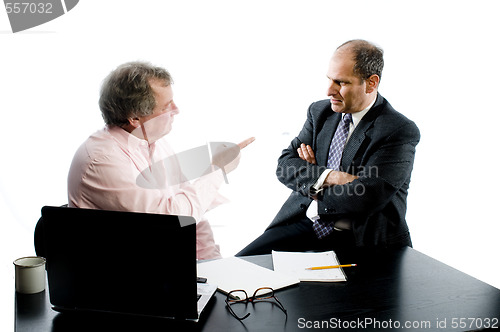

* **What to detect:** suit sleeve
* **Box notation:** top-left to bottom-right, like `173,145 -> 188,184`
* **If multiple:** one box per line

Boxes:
276,102 -> 329,196
317,120 -> 420,219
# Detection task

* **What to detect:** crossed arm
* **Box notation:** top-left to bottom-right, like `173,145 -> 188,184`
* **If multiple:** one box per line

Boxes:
297,143 -> 358,187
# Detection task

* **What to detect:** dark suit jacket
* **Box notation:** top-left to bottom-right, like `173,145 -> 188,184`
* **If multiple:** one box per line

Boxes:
268,93 -> 420,248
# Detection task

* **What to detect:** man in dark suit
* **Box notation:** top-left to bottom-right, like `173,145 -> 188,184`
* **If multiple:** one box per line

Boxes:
237,40 -> 420,256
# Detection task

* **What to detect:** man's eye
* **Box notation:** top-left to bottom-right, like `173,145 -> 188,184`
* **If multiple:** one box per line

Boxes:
327,78 -> 348,86
164,103 -> 173,112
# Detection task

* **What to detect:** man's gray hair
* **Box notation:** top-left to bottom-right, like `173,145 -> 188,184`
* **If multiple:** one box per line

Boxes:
99,61 -> 173,126
337,39 -> 384,82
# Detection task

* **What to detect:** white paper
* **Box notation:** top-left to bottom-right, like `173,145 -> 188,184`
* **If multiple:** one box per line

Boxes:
197,257 -> 299,295
272,251 -> 347,282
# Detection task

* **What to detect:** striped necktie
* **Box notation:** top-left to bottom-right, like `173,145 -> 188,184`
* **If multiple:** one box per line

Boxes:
313,113 -> 352,239
327,113 -> 352,170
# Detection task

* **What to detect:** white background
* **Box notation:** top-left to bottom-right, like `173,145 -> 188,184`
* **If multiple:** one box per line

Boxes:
1,1 -> 499,329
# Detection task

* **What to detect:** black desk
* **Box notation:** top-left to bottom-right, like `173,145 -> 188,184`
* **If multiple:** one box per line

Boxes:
15,247 -> 500,331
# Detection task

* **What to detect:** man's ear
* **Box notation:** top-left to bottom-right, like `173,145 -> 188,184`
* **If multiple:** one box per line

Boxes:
128,117 -> 141,128
365,74 -> 380,93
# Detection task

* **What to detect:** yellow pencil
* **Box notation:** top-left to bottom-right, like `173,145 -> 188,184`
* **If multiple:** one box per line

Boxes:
305,264 -> 357,270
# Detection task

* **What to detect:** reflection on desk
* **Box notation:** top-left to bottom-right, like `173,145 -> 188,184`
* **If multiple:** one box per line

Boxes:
15,247 -> 500,332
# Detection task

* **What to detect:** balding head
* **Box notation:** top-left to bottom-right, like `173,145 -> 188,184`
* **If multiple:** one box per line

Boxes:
335,39 -> 384,82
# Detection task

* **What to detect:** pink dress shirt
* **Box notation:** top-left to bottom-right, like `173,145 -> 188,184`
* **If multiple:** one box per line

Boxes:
68,125 -> 227,259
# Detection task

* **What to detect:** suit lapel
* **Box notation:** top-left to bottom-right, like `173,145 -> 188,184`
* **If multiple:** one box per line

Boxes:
341,94 -> 383,170
341,119 -> 370,170
317,112 -> 341,167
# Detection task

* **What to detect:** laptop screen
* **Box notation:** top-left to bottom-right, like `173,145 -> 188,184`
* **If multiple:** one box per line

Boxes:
41,206 -> 198,319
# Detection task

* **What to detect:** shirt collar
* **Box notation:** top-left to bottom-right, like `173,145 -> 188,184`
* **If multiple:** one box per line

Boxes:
106,125 -> 150,151
349,96 -> 376,129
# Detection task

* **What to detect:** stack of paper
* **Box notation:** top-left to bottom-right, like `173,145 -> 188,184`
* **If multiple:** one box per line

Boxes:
197,256 -> 299,295
272,251 -> 347,282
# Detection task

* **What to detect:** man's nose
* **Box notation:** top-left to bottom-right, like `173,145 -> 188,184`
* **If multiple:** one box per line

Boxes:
327,82 -> 339,96
171,102 -> 180,115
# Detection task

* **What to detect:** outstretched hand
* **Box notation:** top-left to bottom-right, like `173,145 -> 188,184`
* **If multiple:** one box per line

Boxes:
211,137 -> 255,175
238,137 -> 255,150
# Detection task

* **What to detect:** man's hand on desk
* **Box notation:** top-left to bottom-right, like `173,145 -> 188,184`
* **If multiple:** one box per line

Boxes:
297,143 -> 358,187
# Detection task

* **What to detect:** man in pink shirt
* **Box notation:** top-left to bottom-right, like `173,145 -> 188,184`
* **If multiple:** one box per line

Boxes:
68,62 -> 253,260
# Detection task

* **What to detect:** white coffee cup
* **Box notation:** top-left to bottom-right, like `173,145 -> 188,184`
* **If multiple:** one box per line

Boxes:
14,256 -> 46,294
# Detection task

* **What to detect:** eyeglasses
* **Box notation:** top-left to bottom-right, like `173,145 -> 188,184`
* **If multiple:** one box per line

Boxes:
225,287 -> 287,320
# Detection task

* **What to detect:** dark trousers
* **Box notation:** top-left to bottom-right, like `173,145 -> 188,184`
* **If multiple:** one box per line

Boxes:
236,218 -> 356,256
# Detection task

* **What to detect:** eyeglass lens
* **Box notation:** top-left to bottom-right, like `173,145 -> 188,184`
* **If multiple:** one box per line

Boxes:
226,287 -> 286,320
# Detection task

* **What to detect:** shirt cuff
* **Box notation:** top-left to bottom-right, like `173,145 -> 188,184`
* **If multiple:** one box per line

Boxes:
306,169 -> 333,222
310,169 -> 333,194
306,200 -> 319,222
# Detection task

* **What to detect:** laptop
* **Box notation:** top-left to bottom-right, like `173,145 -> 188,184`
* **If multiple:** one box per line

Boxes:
40,206 -> 217,321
